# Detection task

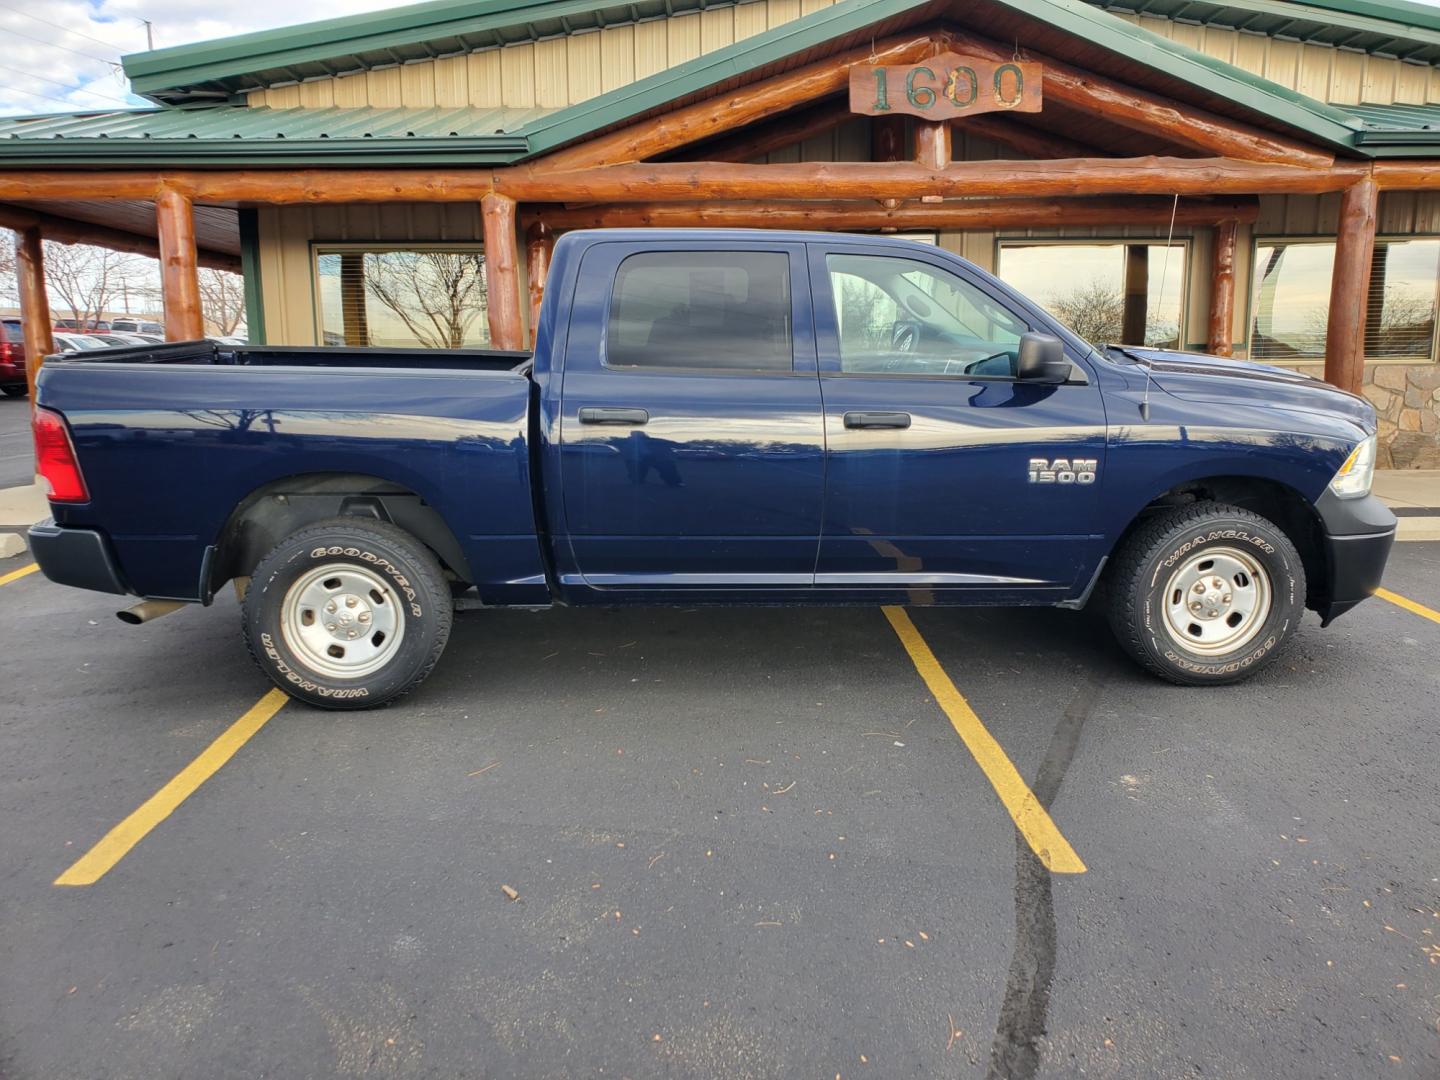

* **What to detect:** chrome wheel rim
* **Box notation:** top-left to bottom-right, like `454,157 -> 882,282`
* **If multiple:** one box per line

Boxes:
1160,545 -> 1271,656
281,563 -> 405,680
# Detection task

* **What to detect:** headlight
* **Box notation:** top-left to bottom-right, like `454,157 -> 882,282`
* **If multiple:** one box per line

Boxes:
1329,434 -> 1376,499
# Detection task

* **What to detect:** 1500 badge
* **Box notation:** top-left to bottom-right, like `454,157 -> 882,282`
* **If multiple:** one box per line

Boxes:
1028,457 -> 1097,484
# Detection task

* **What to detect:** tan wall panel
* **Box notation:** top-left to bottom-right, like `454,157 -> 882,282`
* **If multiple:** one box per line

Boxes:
567,33 -> 603,104
601,26 -> 636,93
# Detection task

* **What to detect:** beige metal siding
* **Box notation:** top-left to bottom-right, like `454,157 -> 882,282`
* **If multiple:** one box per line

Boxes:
1114,12 -> 1440,105
246,0 -> 837,110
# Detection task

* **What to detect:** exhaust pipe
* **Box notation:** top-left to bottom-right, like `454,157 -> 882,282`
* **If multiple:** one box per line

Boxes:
116,599 -> 188,625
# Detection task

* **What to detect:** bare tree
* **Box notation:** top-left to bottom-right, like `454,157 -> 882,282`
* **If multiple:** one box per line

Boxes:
363,251 -> 488,349
42,242 -> 142,327
1042,279 -> 1126,344
0,233 -> 16,309
197,268 -> 247,336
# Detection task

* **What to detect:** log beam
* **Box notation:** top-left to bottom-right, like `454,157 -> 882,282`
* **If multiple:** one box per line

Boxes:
1325,177 -> 1379,393
946,30 -> 1334,168
13,225 -> 54,402
533,33 -> 934,172
494,158 -> 1364,203
525,220 -> 553,348
0,158 -> 1368,205
680,98 -> 854,164
529,195 -> 1260,232
0,203 -> 241,272
1207,219 -> 1239,357
155,187 -> 204,341
482,193 -> 524,352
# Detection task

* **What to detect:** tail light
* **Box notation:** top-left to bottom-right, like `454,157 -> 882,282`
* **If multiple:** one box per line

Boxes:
33,407 -> 89,503
1,339 -> 11,363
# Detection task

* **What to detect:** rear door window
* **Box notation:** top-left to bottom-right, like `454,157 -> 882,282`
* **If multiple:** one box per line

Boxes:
605,251 -> 793,372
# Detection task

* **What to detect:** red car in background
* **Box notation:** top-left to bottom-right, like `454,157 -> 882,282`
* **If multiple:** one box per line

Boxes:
53,318 -> 110,334
0,318 -> 27,397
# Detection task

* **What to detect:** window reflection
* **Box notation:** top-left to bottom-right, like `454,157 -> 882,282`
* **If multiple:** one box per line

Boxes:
997,242 -> 1187,347
316,247 -> 490,349
1250,239 -> 1440,361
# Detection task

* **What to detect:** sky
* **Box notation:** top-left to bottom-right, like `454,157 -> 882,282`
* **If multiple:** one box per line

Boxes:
0,0 -> 400,116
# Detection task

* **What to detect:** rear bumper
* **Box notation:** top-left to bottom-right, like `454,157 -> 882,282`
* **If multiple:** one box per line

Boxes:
1312,491 -> 1396,626
27,519 -> 129,595
0,359 -> 24,384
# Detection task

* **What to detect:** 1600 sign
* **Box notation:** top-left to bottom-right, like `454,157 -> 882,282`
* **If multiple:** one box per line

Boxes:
850,52 -> 1043,120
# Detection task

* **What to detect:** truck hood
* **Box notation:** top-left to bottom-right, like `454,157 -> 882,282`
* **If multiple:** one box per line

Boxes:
1115,347 -> 1376,434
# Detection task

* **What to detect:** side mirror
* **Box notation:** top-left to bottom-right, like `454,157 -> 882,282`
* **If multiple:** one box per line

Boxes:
1015,333 -> 1070,383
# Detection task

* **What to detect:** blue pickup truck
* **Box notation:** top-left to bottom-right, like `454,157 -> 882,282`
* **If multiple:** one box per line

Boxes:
28,230 -> 1395,707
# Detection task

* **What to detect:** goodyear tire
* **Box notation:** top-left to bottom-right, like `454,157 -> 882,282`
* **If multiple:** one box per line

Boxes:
1107,501 -> 1305,686
242,517 -> 453,709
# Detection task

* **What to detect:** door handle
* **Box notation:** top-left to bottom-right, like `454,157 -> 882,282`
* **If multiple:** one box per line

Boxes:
843,411 -> 911,429
579,406 -> 649,425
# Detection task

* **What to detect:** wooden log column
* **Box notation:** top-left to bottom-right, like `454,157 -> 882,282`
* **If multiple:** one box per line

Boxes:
155,187 -> 204,341
13,225 -> 54,402
914,121 -> 951,171
1325,177 -> 1379,393
1207,220 -> 1239,357
525,220 -> 554,348
482,193 -> 524,352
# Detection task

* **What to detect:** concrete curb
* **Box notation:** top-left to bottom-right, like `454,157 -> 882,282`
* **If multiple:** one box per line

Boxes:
0,481 -> 47,530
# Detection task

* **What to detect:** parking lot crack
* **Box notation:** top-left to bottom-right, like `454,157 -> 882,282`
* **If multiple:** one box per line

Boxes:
985,673 -> 1106,1080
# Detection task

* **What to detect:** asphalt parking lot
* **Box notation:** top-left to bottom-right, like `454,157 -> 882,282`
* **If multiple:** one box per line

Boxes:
1,531 -> 1438,1080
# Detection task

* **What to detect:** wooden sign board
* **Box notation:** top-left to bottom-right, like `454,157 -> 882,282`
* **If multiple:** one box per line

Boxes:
849,53 -> 1042,120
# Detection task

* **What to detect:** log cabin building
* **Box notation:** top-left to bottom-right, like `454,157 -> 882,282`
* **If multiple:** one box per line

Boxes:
4,0 -> 1440,466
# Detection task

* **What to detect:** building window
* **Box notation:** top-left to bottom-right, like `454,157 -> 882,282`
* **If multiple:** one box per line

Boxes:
315,245 -> 490,348
1250,238 -> 1440,362
605,251 -> 793,371
996,241 -> 1188,347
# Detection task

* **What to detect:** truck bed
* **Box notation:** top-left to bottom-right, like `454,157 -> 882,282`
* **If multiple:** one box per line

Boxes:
37,339 -> 546,606
52,340 -> 534,373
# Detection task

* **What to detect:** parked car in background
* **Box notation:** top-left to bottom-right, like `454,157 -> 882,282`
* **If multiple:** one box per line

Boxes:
50,333 -> 108,353
101,333 -> 158,347
0,320 -> 26,396
128,334 -> 165,344
110,319 -> 163,335
54,319 -> 111,334
209,336 -> 248,346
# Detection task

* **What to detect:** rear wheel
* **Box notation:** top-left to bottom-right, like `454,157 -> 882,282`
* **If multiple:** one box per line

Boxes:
242,517 -> 453,709
1107,502 -> 1305,686
1,385 -> 26,398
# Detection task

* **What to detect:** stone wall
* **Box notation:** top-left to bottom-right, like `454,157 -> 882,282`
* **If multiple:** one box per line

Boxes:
1287,362 -> 1440,469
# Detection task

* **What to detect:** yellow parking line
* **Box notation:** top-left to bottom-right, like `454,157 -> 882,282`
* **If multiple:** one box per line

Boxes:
882,607 -> 1086,875
0,562 -> 39,587
55,688 -> 289,886
1376,587 -> 1440,626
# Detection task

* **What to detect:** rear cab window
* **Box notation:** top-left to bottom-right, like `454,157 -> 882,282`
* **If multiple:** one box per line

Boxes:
604,251 -> 794,372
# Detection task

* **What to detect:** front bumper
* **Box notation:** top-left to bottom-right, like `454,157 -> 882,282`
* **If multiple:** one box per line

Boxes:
27,519 -> 129,595
1312,491 -> 1396,626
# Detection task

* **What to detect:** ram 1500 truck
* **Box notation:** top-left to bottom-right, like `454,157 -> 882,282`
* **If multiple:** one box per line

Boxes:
27,230 -> 1396,708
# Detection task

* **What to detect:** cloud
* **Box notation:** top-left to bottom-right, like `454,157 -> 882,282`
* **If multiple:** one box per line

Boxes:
0,0 -> 400,116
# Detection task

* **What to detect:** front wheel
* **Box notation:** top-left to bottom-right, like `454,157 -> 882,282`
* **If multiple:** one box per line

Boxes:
242,517 -> 454,709
1107,502 -> 1306,686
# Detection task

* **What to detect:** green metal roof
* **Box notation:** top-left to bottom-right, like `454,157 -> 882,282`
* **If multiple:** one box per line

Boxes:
1337,102 -> 1440,149
123,0 -> 772,105
1091,0 -> 1440,64
118,0 -> 1440,109
6,0 -> 1434,168
0,105 -> 545,166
